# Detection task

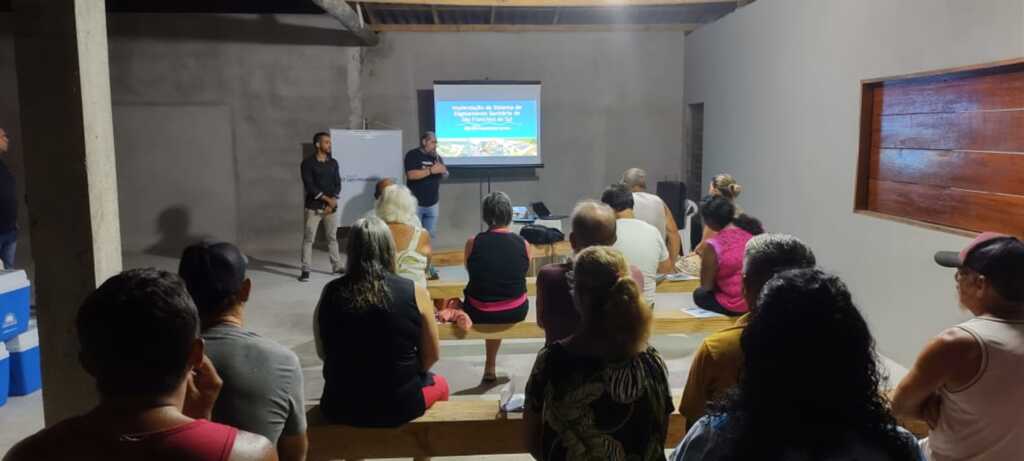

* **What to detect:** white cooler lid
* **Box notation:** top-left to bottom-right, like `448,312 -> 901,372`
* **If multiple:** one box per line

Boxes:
0,269 -> 30,293
6,328 -> 38,352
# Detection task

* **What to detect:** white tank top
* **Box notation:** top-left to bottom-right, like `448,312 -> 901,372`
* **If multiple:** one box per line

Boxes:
923,315 -> 1024,461
395,226 -> 428,287
632,192 -> 667,239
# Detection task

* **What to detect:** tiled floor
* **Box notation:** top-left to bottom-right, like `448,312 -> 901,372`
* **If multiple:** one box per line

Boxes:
0,249 -> 908,460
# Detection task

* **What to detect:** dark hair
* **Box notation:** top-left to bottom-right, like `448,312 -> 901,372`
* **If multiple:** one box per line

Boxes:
482,191 -> 513,228
335,217 -> 395,311
313,132 -> 330,146
178,241 -> 248,322
700,195 -> 735,230
964,237 -> 1024,303
732,214 -> 765,236
709,269 -> 918,460
600,183 -> 634,212
76,268 -> 199,398
701,195 -> 764,235
421,131 -> 436,143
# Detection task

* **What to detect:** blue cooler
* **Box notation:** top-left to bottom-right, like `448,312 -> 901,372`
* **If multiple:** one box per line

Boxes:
6,328 -> 40,396
0,270 -> 31,342
0,343 -> 9,406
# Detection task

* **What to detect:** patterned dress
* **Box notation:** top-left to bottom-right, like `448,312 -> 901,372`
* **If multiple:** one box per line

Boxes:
525,343 -> 674,461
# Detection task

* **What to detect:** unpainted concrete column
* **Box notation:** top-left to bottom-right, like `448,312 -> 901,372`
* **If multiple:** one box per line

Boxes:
13,0 -> 122,425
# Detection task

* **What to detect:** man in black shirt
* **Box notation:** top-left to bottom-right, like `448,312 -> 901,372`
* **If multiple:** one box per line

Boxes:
405,132 -> 448,280
0,128 -> 16,270
404,131 -> 448,238
299,132 -> 343,282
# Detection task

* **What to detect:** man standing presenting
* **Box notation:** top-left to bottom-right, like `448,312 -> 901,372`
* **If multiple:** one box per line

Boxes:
0,128 -> 16,270
299,131 -> 343,282
405,131 -> 447,279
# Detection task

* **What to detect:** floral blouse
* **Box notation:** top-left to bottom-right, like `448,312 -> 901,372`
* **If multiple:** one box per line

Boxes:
525,343 -> 674,461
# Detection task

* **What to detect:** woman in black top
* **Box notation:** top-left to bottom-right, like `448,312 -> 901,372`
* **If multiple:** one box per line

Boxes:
314,217 -> 448,427
524,246 -> 674,461
462,191 -> 531,382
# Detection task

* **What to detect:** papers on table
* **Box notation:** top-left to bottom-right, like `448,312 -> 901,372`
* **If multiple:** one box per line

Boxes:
681,306 -> 728,318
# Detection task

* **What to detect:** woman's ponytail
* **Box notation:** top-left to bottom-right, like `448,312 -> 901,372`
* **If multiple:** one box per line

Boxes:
599,276 -> 652,357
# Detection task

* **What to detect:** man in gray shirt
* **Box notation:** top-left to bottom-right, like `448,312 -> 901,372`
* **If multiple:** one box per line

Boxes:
179,241 -> 308,461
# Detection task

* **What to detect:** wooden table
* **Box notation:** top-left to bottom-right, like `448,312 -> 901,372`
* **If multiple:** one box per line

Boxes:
427,276 -> 699,300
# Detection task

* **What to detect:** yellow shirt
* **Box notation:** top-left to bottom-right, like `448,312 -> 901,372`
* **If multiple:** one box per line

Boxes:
678,313 -> 749,426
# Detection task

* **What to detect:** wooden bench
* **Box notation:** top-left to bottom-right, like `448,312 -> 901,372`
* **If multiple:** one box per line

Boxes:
438,309 -> 735,340
428,277 -> 700,300
306,399 -> 687,460
432,241 -> 573,267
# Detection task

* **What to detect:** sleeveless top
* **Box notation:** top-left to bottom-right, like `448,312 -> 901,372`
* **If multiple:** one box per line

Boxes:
706,225 -> 753,313
395,226 -> 429,287
465,229 -> 530,307
24,417 -> 238,461
318,273 -> 427,427
633,191 -> 667,239
924,316 -> 1024,461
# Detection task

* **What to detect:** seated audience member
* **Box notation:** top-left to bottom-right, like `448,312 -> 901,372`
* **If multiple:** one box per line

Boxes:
376,184 -> 431,287
892,233 -> 1024,460
601,183 -> 671,307
678,233 -> 816,427
178,242 -> 307,461
692,195 -> 763,316
463,191 -> 531,382
673,269 -> 923,461
525,246 -> 674,461
693,173 -> 743,253
374,177 -> 395,201
314,217 -> 447,427
622,168 -> 682,265
5,269 -> 276,461
536,200 -> 644,344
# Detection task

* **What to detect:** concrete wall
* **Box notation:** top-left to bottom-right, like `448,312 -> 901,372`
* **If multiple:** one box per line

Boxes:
363,31 -> 686,248
684,0 -> 1024,365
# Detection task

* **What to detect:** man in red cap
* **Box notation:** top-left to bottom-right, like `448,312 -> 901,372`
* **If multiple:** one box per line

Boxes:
892,232 -> 1024,461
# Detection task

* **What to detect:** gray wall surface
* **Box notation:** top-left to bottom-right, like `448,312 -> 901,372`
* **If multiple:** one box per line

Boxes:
363,31 -> 687,248
684,0 -> 1024,365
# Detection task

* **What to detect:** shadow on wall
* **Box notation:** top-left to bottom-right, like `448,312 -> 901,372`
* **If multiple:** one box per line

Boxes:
144,205 -> 211,258
106,14 -> 366,46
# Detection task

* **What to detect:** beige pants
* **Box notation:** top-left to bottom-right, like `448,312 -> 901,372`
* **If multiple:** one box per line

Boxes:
301,208 -> 342,272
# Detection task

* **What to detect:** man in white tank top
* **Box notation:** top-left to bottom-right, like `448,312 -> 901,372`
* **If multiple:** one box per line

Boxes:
621,168 -> 681,265
892,232 -> 1024,461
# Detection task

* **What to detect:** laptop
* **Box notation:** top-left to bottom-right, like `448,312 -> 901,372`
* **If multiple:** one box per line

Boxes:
512,206 -> 535,223
531,202 -> 568,220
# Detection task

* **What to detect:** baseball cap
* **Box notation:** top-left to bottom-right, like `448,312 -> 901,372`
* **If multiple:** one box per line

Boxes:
178,241 -> 249,315
935,232 -> 1024,302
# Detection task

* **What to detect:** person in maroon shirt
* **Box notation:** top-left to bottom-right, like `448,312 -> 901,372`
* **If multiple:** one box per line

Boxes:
536,200 -> 644,344
5,269 -> 276,461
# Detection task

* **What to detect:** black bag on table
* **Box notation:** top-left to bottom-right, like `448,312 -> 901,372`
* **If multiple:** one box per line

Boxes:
519,224 -> 565,245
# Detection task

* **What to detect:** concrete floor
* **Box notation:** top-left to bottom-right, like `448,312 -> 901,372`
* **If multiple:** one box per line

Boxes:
0,249 -> 909,459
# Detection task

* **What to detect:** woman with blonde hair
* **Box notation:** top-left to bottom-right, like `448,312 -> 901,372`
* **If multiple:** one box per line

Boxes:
376,184 -> 432,287
524,246 -> 674,461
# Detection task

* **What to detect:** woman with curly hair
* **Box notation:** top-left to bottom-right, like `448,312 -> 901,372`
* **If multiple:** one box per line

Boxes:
525,246 -> 674,461
672,268 -> 923,461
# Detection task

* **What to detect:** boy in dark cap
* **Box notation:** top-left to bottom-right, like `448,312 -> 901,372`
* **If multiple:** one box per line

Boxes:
179,241 -> 308,461
892,232 -> 1024,460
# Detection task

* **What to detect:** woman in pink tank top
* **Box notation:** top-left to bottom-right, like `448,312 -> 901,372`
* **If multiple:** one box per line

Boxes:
692,196 -> 762,316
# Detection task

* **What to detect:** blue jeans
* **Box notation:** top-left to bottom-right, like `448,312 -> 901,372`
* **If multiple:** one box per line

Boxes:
417,204 -> 439,239
0,230 -> 16,270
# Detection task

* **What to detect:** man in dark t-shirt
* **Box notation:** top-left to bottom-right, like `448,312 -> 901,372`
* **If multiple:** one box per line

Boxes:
0,128 -> 17,270
299,132 -> 343,281
404,131 -> 448,238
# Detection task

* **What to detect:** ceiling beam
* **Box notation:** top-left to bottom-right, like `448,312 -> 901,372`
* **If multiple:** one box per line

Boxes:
311,0 -> 379,45
370,23 -> 700,32
357,0 -> 733,6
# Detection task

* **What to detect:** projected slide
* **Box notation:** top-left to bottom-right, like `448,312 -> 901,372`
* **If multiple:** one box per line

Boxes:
434,83 -> 542,167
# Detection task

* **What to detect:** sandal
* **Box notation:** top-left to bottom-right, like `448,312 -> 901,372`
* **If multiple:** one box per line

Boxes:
482,372 -> 498,383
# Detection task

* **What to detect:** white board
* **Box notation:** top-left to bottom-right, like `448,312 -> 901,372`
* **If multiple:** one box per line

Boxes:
330,129 -> 404,227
